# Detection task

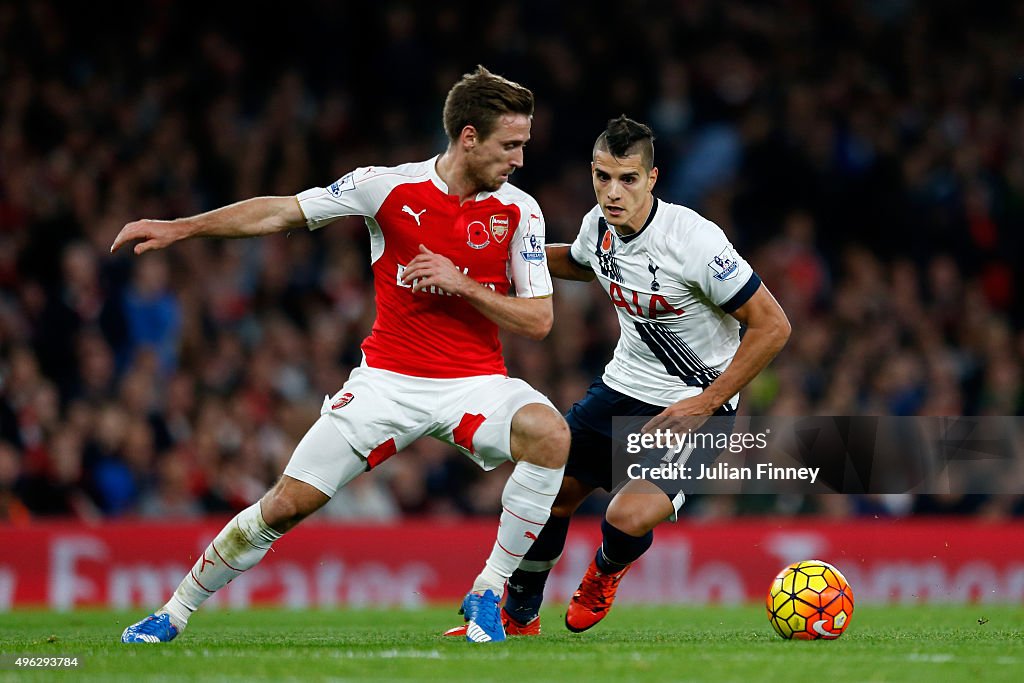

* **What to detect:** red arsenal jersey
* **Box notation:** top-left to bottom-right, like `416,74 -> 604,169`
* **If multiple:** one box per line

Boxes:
296,158 -> 552,378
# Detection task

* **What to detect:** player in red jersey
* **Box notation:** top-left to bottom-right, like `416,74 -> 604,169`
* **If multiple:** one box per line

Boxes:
115,66 -> 569,644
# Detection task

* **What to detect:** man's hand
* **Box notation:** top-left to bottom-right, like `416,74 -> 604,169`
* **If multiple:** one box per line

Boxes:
110,197 -> 307,256
111,219 -> 191,255
642,394 -> 718,436
402,243 -> 552,338
401,245 -> 474,295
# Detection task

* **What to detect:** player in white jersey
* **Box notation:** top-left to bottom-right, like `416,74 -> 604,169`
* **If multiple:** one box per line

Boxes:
114,66 -> 569,645
447,116 -> 790,636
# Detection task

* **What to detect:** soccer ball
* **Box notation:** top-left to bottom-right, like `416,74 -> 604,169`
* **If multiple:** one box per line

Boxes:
766,559 -> 854,640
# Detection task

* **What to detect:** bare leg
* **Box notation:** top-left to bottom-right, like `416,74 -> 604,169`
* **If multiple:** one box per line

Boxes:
604,479 -> 675,537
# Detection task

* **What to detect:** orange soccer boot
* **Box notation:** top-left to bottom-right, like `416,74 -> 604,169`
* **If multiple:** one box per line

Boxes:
564,558 -> 632,632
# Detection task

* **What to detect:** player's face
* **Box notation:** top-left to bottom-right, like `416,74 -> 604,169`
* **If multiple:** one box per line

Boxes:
466,114 -> 531,192
592,150 -> 658,234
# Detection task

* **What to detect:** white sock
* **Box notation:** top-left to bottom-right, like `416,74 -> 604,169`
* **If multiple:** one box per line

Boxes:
162,502 -> 283,627
472,461 -> 564,595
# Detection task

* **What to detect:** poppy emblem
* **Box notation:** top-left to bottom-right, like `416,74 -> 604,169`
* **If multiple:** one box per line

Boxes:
467,221 -> 490,249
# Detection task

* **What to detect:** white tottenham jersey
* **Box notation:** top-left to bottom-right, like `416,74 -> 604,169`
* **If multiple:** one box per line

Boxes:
569,199 -> 761,407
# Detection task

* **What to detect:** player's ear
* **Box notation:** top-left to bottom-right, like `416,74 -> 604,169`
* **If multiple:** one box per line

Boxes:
461,125 -> 479,149
648,166 -> 659,190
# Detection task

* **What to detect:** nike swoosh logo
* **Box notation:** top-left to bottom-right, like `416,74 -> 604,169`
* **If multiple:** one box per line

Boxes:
812,619 -> 836,637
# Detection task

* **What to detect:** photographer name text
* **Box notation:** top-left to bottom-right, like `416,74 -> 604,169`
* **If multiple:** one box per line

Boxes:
627,462 -> 820,483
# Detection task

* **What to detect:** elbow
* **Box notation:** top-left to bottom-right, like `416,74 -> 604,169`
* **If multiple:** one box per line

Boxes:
262,213 -> 298,236
262,196 -> 306,234
528,322 -> 552,341
775,314 -> 792,351
527,310 -> 554,340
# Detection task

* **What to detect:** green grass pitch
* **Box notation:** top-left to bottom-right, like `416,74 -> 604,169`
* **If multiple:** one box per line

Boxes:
1,605 -> 1021,682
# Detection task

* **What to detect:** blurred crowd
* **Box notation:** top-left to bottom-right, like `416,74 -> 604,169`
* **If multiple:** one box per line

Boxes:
1,0 -> 1023,525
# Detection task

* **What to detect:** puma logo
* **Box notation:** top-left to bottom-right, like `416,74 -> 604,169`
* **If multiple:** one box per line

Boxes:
402,205 -> 426,225
524,531 -> 538,541
199,552 -> 215,572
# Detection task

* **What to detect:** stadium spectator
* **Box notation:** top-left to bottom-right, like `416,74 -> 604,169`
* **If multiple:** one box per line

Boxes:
121,254 -> 181,376
0,0 -> 1022,524
16,427 -> 100,521
138,453 -> 203,519
0,440 -> 30,525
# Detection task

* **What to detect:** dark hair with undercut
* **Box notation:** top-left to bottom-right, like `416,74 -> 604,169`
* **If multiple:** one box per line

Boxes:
442,65 -> 534,143
593,115 -> 655,170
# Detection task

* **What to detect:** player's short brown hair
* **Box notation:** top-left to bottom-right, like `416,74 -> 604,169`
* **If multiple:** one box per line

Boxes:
443,65 -> 534,142
594,115 -> 655,171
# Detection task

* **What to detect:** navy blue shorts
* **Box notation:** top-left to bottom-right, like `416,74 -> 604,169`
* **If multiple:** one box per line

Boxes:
564,378 -> 735,499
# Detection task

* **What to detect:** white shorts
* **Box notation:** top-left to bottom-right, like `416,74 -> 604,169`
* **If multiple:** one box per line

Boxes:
283,365 -> 556,496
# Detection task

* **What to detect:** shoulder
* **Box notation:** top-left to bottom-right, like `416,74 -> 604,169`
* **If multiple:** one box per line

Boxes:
653,200 -> 727,247
653,200 -> 705,234
491,182 -> 541,215
353,159 -> 434,188
320,159 -> 437,211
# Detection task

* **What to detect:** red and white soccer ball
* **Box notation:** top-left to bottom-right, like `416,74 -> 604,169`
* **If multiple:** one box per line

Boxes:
766,560 -> 854,640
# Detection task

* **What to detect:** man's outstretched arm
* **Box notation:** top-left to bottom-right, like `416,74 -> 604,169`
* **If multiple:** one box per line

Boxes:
111,196 -> 307,255
545,244 -> 596,282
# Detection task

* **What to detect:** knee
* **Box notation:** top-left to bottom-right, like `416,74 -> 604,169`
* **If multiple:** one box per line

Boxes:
550,501 -> 579,517
548,491 -> 581,518
260,489 -> 302,533
605,498 -> 655,537
260,477 -> 326,533
511,404 -> 570,469
550,477 -> 592,517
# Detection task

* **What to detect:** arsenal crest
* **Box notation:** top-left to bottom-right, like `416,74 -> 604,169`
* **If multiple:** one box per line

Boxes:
490,214 -> 510,243
331,392 -> 355,409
